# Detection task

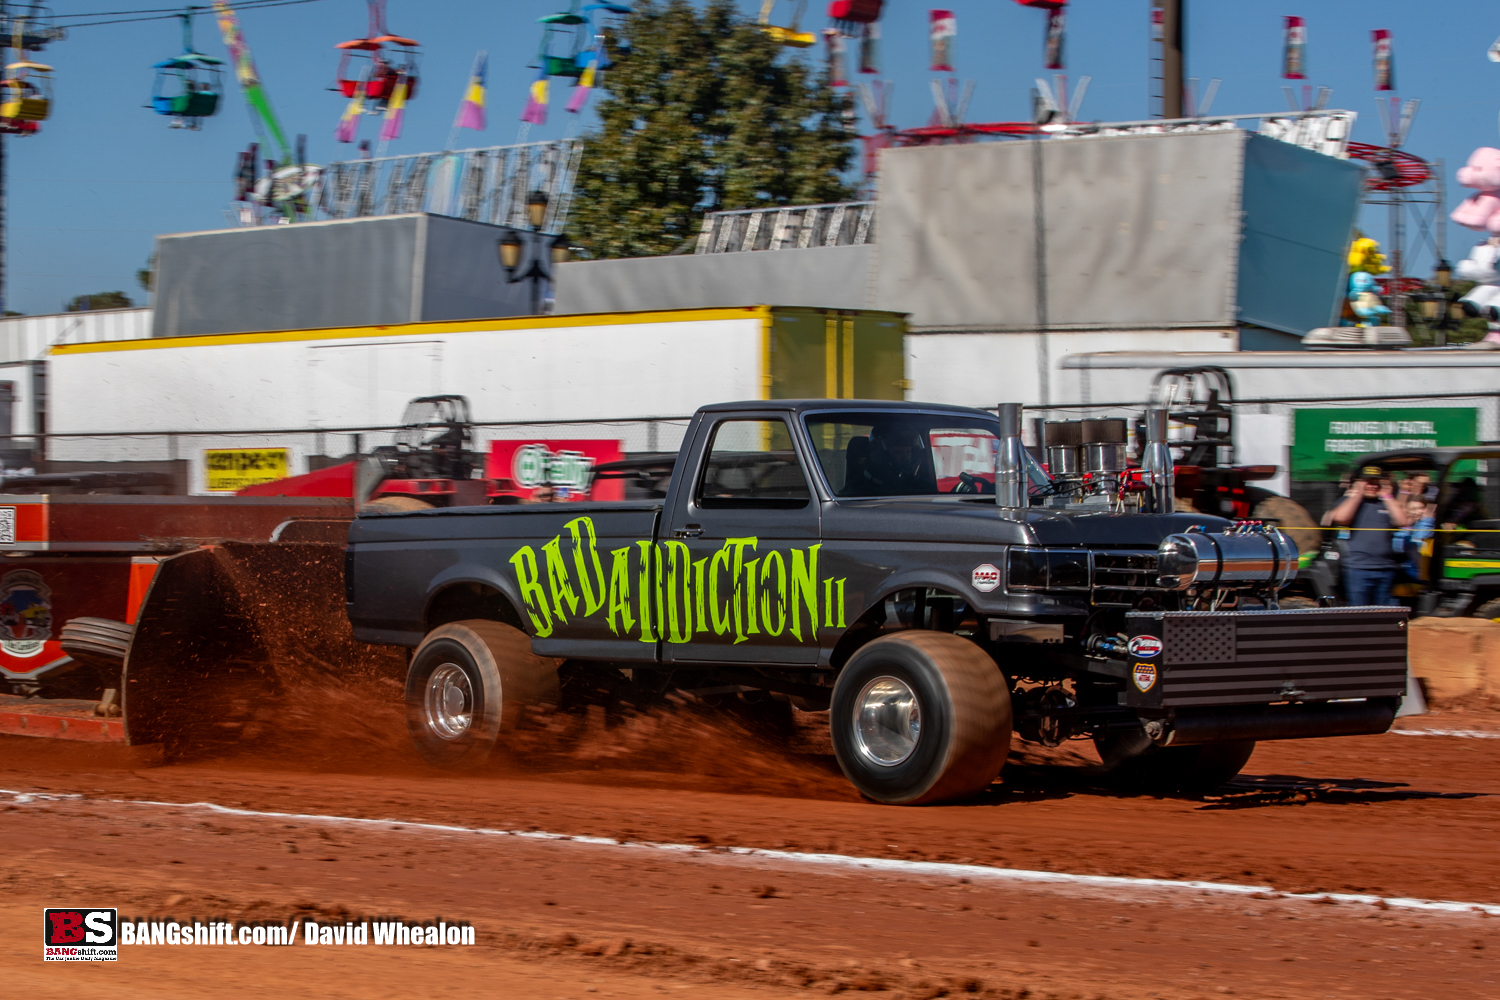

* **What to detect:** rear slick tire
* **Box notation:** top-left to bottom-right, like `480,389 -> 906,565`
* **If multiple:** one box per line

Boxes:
405,620 -> 559,769
830,631 -> 1012,805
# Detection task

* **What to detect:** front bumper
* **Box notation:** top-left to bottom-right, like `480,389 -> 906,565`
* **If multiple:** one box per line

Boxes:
1122,606 -> 1409,709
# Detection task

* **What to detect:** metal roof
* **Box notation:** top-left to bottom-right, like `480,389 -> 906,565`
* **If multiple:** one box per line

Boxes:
697,399 -> 995,418
1355,447 -> 1500,471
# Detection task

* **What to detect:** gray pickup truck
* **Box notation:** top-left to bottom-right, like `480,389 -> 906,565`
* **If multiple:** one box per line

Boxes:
345,399 -> 1409,804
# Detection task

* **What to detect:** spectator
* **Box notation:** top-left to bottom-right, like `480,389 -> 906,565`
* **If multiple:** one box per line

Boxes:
1392,497 -> 1435,582
1328,465 -> 1410,606
1397,471 -> 1431,505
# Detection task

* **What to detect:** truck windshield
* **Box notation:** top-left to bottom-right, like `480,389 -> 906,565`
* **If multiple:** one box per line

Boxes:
805,411 -> 1049,498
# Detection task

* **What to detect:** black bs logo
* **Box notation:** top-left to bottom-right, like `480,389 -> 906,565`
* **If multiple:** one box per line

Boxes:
43,908 -> 117,961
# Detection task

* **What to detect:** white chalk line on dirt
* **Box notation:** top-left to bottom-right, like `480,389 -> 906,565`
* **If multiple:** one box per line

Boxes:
4,788 -> 1497,919
1390,728 -> 1500,740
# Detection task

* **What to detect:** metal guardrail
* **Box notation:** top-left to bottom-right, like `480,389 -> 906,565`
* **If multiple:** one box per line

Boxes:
316,140 -> 583,232
695,201 -> 876,254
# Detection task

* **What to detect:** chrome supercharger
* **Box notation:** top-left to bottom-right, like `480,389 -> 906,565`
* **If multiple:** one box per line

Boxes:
1157,522 -> 1300,593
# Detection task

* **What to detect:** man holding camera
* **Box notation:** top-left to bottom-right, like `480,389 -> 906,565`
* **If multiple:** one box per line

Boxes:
1328,465 -> 1411,607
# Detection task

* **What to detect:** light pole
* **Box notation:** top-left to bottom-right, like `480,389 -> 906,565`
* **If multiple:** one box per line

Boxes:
1414,258 -> 1464,347
497,189 -> 572,315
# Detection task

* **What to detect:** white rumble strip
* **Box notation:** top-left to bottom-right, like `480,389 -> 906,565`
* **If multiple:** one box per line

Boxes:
5,787 -> 1498,918
1390,728 -> 1500,740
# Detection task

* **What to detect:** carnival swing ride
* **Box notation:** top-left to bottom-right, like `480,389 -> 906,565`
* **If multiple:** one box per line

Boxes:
331,0 -> 418,143
211,0 -> 317,220
760,0 -> 814,48
521,2 -> 631,125
0,3 -> 62,137
0,27 -> 52,135
148,6 -> 223,130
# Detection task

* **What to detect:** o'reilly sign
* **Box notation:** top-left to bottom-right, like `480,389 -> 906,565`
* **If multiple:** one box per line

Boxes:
1291,407 -> 1477,480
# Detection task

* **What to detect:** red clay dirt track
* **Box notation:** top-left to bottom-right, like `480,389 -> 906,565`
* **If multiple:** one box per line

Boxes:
5,702 -> 1500,999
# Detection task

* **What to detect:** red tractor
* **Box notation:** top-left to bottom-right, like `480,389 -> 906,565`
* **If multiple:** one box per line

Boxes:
239,395 -> 492,510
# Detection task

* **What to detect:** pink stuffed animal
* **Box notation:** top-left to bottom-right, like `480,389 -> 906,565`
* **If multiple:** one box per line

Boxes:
1452,148 -> 1500,234
1457,147 -> 1500,189
1452,192 -> 1500,232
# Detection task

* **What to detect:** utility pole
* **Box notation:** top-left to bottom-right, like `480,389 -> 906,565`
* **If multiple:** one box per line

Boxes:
1159,0 -> 1185,119
1,130 -> 7,317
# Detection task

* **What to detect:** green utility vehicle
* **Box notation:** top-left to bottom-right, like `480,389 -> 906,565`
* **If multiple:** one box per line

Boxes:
1344,447 -> 1500,617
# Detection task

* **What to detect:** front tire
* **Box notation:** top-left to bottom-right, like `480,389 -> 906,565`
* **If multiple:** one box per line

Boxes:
405,620 -> 559,768
1096,728 -> 1255,795
830,632 -> 1012,805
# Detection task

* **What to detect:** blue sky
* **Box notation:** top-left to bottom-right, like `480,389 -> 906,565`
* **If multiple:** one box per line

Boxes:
7,0 -> 1496,315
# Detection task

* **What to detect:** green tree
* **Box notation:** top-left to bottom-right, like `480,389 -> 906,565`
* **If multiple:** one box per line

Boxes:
570,0 -> 855,259
65,291 -> 133,312
137,252 -> 157,294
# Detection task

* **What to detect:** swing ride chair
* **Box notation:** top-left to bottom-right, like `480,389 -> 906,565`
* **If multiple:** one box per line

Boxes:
760,0 -> 815,48
334,1 -> 419,107
535,3 -> 629,80
0,3 -> 64,54
150,12 -> 222,129
0,59 -> 49,123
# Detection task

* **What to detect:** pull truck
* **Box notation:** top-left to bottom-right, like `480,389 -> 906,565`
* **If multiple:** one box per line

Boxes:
345,400 -> 1409,805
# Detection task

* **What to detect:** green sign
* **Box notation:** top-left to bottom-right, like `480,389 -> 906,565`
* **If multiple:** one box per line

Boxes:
1291,407 -> 1478,481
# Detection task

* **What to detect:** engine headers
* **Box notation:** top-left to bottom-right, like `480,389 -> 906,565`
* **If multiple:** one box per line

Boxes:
1157,523 -> 1299,591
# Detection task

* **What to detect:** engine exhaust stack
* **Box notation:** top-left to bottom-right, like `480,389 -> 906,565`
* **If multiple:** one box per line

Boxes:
1143,407 -> 1175,513
996,402 -> 1026,509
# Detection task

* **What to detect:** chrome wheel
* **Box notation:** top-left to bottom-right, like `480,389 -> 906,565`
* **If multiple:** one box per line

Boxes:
425,662 -> 473,740
853,675 -> 921,766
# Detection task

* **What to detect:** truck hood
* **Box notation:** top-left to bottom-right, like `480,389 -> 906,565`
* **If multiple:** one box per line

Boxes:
819,498 -> 1230,548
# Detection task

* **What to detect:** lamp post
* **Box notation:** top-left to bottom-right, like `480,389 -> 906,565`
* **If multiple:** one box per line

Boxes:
1414,258 -> 1462,347
497,190 -> 572,315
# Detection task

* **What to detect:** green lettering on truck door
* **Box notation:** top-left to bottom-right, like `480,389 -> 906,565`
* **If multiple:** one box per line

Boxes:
509,546 -> 554,638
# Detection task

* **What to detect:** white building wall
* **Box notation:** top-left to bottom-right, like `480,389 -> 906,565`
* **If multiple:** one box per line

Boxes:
0,308 -> 153,364
46,315 -> 764,486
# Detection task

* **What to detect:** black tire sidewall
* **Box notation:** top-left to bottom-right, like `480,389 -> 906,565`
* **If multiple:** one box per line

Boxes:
405,632 -> 500,767
831,643 -> 956,804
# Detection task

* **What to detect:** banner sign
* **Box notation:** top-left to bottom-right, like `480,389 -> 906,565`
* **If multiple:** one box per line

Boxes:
1283,16 -> 1305,80
1371,29 -> 1394,91
929,10 -> 955,72
486,440 -> 624,501
1044,8 -> 1065,71
1291,408 -> 1476,481
823,28 -> 847,88
203,448 -> 289,492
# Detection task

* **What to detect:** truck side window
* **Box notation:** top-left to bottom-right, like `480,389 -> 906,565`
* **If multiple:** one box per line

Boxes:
696,419 -> 811,509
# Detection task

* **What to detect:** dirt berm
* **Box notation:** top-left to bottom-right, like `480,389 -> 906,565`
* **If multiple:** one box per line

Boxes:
1410,616 -> 1500,705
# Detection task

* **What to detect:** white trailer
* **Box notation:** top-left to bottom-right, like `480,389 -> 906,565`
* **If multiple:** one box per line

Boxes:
44,306 -> 905,494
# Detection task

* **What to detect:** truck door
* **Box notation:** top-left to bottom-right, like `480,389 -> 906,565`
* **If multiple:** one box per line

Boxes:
662,414 -> 821,665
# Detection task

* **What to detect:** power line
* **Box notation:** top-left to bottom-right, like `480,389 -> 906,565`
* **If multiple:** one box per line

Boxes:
55,0 -> 330,30
54,1 -> 303,15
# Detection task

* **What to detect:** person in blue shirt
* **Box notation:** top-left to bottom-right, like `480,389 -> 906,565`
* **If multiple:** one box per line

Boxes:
1327,466 -> 1411,606
1392,495 -> 1436,582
